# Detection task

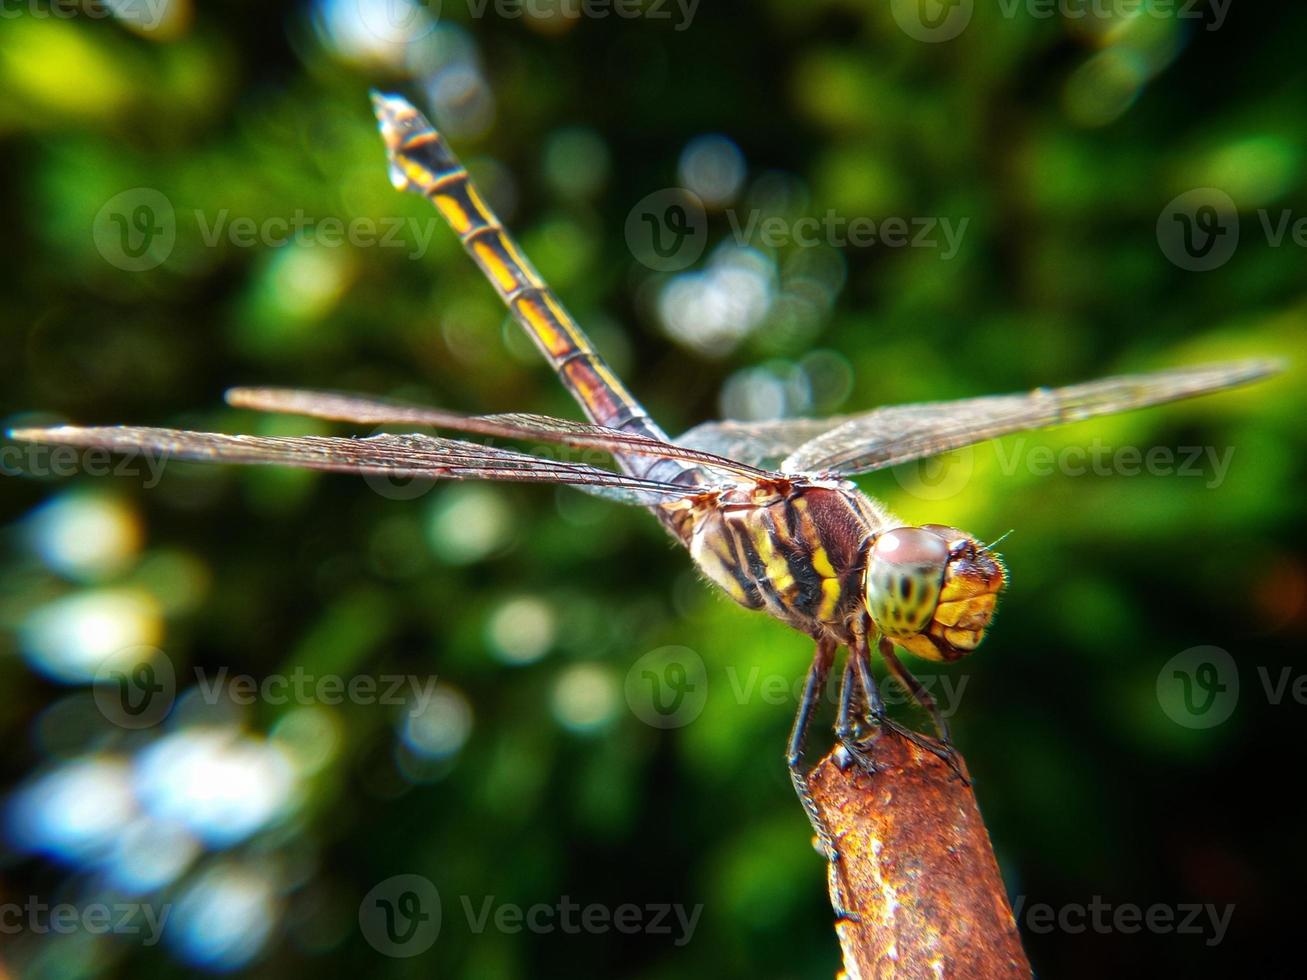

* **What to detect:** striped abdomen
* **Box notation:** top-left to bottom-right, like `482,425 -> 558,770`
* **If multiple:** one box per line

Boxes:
684,484 -> 892,639
372,93 -> 672,475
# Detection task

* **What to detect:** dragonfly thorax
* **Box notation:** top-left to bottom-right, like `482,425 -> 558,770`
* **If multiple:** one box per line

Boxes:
666,480 -> 893,642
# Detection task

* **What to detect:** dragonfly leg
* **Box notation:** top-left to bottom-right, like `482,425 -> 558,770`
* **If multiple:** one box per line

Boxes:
786,637 -> 859,922
834,655 -> 861,740
833,637 -> 883,775
877,638 -> 950,742
850,635 -> 884,727
878,637 -> 968,783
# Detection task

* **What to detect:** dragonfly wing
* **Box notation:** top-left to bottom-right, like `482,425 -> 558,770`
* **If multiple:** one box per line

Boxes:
779,358 -> 1283,476
6,426 -> 695,506
675,416 -> 853,470
225,387 -> 774,479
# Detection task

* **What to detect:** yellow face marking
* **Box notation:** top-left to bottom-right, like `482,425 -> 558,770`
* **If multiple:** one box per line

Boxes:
939,578 -> 979,603
434,195 -> 472,235
897,633 -> 947,662
473,239 -> 518,292
933,593 -> 996,628
944,627 -> 982,651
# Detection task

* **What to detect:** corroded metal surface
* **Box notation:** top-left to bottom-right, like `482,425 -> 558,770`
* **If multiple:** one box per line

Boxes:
809,736 -> 1031,980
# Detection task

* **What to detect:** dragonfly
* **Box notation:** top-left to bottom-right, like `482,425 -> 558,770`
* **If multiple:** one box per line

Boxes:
10,93 -> 1279,914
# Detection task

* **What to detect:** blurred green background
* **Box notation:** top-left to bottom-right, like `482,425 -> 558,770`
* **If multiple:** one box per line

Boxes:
2,1 -> 1305,977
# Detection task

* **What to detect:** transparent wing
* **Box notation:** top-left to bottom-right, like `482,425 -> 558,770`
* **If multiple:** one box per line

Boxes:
6,426 -> 699,506
225,387 -> 773,479
675,416 -> 854,470
778,359 -> 1282,476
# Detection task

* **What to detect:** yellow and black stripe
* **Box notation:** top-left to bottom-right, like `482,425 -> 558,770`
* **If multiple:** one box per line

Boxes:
688,485 -> 876,635
371,93 -> 666,462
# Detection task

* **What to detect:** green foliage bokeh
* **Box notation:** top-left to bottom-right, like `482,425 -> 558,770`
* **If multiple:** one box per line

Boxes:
1,2 -> 1304,978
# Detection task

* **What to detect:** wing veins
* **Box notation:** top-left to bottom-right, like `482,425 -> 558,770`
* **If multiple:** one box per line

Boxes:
225,387 -> 772,479
7,426 -> 699,501
780,359 -> 1282,476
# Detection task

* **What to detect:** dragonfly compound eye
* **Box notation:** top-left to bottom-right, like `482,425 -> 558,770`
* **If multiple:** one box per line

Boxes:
864,527 -> 950,637
865,526 -> 1007,661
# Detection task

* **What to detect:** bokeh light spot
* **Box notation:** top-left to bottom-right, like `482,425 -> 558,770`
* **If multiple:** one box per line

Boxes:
487,595 -> 557,665
550,664 -> 618,734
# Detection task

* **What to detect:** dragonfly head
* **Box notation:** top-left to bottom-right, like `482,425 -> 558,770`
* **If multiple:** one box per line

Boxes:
864,525 -> 1007,662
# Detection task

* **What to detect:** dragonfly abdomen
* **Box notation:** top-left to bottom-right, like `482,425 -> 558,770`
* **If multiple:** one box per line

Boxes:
372,93 -> 676,474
